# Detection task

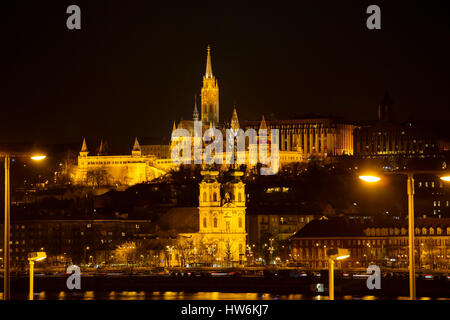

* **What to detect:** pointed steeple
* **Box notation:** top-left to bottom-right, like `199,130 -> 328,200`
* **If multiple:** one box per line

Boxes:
132,137 -> 141,151
193,95 -> 199,121
259,115 -> 267,130
172,120 -> 177,132
231,105 -> 239,131
132,137 -> 142,156
97,139 -> 105,155
205,45 -> 213,78
81,137 -> 88,152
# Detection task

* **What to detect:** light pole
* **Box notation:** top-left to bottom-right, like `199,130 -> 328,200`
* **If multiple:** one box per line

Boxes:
28,251 -> 47,300
3,153 -> 46,300
327,248 -> 350,300
359,170 -> 450,300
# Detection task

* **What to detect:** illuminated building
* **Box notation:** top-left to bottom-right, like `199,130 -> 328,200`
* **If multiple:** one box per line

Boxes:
290,216 -> 450,269
242,116 -> 356,160
75,138 -> 168,186
0,218 -> 153,268
180,169 -> 247,266
353,95 -> 450,157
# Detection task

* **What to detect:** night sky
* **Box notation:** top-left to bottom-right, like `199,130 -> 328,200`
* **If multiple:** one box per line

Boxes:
3,1 -> 450,150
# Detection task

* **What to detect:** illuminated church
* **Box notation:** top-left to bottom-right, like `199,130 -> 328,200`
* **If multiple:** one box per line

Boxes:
171,46 -> 355,167
74,45 -> 355,186
179,168 -> 247,265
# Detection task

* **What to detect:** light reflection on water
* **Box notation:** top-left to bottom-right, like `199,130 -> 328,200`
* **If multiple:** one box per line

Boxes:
27,291 -> 448,300
5,291 -> 449,300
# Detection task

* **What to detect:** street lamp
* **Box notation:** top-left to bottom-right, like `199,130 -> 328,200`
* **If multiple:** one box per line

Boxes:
28,251 -> 47,300
359,170 -> 450,300
327,248 -> 350,300
3,153 -> 46,300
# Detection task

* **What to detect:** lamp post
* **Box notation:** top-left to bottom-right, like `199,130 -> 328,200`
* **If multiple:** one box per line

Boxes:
28,251 -> 47,300
3,153 -> 46,300
359,170 -> 450,300
327,248 -> 350,300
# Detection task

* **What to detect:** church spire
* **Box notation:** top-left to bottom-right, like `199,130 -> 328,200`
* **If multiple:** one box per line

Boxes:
98,139 -> 105,155
259,115 -> 267,130
205,45 -> 213,78
193,95 -> 199,121
132,137 -> 141,151
81,137 -> 88,152
132,137 -> 142,156
172,120 -> 177,132
231,105 -> 239,131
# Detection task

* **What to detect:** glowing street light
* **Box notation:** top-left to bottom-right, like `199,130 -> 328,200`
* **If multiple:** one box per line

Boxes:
3,152 -> 47,300
359,175 -> 381,183
28,251 -> 47,300
359,169 -> 450,300
30,155 -> 46,161
327,248 -> 350,300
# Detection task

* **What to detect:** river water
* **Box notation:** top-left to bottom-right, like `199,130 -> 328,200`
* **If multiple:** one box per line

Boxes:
4,291 -> 449,300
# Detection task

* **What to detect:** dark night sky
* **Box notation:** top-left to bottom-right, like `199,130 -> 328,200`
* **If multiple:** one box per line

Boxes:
2,1 -> 450,150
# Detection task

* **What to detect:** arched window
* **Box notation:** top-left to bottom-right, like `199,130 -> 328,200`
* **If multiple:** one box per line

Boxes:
213,192 -> 217,202
238,217 -> 243,228
203,218 -> 207,228
213,217 -> 218,228
238,192 -> 242,202
203,192 -> 207,202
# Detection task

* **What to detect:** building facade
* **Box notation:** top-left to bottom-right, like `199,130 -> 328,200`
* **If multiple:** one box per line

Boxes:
290,216 -> 450,270
75,138 -> 168,186
242,117 -> 356,160
0,218 -> 153,269
180,169 -> 247,266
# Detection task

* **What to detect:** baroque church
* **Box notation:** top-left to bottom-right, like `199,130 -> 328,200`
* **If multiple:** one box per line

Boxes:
179,168 -> 247,266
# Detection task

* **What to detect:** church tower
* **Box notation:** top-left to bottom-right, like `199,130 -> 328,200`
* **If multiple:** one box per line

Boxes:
196,168 -> 247,265
193,95 -> 199,121
76,138 -> 89,183
201,46 -> 219,126
131,137 -> 142,157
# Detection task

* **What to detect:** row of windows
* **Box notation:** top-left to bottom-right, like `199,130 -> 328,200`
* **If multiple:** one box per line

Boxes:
419,181 -> 445,188
202,217 -> 243,229
433,201 -> 450,207
202,192 -> 244,202
87,160 -> 143,165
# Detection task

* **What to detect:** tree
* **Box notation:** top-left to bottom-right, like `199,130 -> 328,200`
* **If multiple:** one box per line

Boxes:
59,149 -> 78,185
86,167 -> 112,187
224,240 -> 235,266
113,242 -> 137,264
